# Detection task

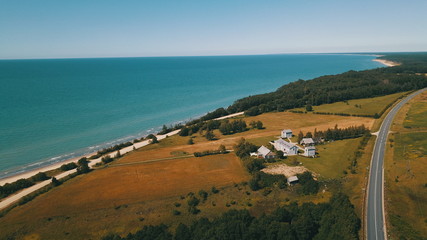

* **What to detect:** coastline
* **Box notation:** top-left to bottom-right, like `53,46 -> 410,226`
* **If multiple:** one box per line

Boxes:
0,112 -> 244,187
373,58 -> 400,67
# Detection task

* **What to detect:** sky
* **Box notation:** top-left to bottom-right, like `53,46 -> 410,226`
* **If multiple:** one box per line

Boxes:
1,0 -> 426,59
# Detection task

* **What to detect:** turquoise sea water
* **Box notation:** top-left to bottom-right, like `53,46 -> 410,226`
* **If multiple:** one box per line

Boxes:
0,54 -> 384,178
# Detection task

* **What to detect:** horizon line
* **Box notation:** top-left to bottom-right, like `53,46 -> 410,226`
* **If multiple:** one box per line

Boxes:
1,51 -> 426,61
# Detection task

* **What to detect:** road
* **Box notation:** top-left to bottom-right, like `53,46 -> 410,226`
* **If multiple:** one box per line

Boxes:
366,88 -> 426,240
0,129 -> 180,211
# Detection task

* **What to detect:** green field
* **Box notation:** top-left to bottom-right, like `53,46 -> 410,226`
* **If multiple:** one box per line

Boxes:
386,90 -> 427,239
293,92 -> 407,116
403,102 -> 427,129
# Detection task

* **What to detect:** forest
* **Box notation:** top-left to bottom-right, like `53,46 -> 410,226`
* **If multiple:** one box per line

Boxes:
102,193 -> 360,240
193,53 -> 427,120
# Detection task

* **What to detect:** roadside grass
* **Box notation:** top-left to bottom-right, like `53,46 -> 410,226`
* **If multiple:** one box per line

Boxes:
387,132 -> 427,239
403,102 -> 427,129
385,91 -> 427,239
292,92 -> 408,116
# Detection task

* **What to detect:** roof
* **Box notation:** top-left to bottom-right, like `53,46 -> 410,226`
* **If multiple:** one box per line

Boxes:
301,138 -> 314,144
257,146 -> 271,156
274,139 -> 297,150
282,129 -> 292,133
287,176 -> 299,182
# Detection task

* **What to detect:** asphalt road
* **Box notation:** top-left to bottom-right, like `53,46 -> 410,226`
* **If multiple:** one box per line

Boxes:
366,88 -> 426,240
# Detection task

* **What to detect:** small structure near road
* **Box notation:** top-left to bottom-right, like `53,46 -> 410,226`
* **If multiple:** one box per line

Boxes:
287,176 -> 299,185
251,145 -> 276,159
281,129 -> 293,138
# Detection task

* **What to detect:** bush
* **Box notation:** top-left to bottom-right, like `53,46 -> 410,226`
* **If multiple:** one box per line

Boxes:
198,190 -> 208,202
297,171 -> 319,195
211,186 -> 219,194
60,162 -> 78,171
29,172 -> 49,182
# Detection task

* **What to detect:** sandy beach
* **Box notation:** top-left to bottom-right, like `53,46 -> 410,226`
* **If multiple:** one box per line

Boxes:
0,130 -> 179,187
0,111 -> 246,187
373,58 -> 400,67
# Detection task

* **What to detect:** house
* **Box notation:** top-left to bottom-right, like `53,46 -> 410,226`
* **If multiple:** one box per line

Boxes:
303,146 -> 316,157
287,176 -> 299,185
300,138 -> 314,146
253,145 -> 276,159
272,138 -> 298,156
281,129 -> 293,138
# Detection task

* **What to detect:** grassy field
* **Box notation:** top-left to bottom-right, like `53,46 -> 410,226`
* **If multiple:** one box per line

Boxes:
292,92 -> 408,116
403,101 -> 427,129
0,111 -> 377,239
296,138 -> 362,179
385,90 -> 427,239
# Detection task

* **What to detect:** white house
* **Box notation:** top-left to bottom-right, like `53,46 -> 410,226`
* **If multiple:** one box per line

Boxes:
252,145 -> 276,159
287,176 -> 299,185
281,129 -> 293,138
272,138 -> 298,156
300,138 -> 315,146
303,146 -> 316,157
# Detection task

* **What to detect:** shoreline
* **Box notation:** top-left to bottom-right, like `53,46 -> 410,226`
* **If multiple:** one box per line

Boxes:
372,58 -> 400,67
0,112 -> 244,186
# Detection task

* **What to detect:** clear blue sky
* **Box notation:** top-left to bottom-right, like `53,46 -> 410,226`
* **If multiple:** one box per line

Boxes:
1,0 -> 426,59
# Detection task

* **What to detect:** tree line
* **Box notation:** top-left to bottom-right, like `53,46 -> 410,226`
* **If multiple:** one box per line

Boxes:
297,125 -> 370,143
188,54 -> 427,121
0,172 -> 50,199
102,193 -> 361,240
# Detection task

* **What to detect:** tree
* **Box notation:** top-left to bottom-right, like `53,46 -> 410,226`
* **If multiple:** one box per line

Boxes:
30,172 -> 49,182
218,144 -> 226,153
51,177 -> 61,186
234,138 -> 258,159
151,136 -> 159,144
187,138 -> 194,145
175,223 -> 191,240
115,150 -> 121,158
205,131 -> 215,141
297,131 -> 304,143
306,104 -> 313,111
255,121 -> 264,129
198,190 -> 208,202
77,159 -> 91,174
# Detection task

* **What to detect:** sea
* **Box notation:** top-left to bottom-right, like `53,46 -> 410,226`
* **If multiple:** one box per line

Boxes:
0,54 -> 384,179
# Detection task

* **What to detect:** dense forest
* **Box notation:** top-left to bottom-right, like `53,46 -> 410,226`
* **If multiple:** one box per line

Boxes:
193,53 -> 427,120
102,193 -> 360,240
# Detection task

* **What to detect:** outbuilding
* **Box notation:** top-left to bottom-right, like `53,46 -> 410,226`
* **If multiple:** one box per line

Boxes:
287,176 -> 299,185
281,129 -> 293,138
303,146 -> 316,157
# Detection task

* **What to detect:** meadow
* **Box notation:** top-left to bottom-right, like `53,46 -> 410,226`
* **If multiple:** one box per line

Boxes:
0,107 -> 377,239
385,91 -> 427,239
292,92 -> 407,116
